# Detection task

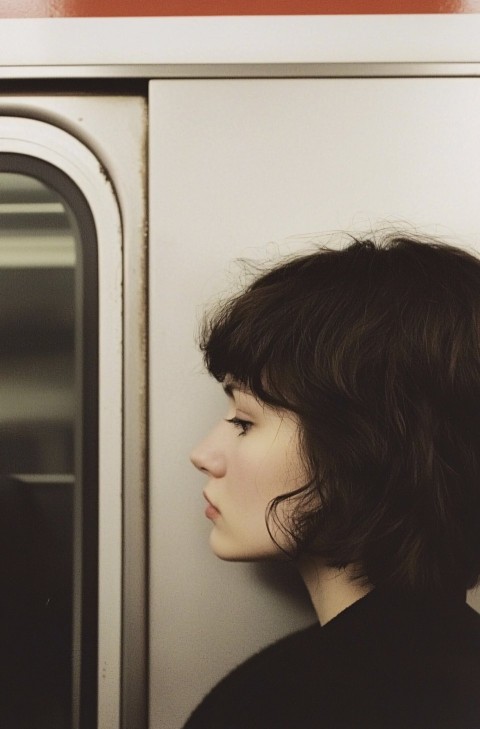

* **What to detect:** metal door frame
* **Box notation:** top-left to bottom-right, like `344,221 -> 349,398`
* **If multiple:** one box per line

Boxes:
0,101 -> 147,729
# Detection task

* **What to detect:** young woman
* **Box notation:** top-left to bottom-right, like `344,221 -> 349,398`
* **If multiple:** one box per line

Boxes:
186,233 -> 480,729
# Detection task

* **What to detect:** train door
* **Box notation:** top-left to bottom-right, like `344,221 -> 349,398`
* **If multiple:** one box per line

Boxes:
149,76 -> 480,728
0,96 -> 147,729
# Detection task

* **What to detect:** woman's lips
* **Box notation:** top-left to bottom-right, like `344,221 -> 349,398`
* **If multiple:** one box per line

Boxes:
203,492 -> 221,520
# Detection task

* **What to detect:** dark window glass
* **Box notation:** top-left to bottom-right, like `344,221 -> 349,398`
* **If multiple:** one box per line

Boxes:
0,159 -> 98,729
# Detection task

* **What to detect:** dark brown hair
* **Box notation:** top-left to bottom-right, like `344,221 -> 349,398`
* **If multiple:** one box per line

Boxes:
200,234 -> 480,596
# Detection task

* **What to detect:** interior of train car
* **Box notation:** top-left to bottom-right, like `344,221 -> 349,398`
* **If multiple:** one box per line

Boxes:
1,5 -> 480,729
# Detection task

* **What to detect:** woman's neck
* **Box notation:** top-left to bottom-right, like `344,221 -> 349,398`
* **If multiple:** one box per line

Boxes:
297,556 -> 373,625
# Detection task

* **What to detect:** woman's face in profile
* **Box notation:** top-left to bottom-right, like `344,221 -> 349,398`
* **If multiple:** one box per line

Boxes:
190,378 -> 305,561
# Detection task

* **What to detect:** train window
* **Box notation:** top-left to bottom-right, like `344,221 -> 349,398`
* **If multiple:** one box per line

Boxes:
0,160 -> 98,728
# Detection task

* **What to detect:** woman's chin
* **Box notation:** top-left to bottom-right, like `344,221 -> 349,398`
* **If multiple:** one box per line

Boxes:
208,530 -> 284,562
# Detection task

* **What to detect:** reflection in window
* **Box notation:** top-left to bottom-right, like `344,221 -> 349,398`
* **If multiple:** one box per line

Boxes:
0,172 -> 76,727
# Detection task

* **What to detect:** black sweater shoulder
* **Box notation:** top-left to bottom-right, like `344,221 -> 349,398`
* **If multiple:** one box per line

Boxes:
183,590 -> 480,729
183,623 -> 321,729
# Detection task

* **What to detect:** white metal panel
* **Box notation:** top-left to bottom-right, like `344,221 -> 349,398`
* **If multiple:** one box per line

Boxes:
149,77 -> 480,729
1,16 -> 480,67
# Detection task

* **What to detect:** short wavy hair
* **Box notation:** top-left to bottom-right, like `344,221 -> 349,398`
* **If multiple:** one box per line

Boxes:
200,234 -> 480,596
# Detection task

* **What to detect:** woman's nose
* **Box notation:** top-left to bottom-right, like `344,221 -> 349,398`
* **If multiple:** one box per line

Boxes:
190,432 -> 226,478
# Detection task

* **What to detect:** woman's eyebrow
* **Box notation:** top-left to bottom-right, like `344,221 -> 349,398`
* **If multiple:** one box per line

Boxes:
223,381 -> 253,400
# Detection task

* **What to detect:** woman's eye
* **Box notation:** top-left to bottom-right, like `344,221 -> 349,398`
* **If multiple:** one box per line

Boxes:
225,417 -> 253,436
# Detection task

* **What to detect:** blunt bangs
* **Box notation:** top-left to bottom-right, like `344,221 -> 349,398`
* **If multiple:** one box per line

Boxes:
199,255 -> 311,411
199,234 -> 480,595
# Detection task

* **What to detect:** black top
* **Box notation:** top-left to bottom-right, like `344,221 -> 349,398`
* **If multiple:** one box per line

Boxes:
183,587 -> 480,729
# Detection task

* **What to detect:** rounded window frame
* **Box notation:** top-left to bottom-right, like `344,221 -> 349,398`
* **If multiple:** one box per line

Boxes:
0,117 -> 123,729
